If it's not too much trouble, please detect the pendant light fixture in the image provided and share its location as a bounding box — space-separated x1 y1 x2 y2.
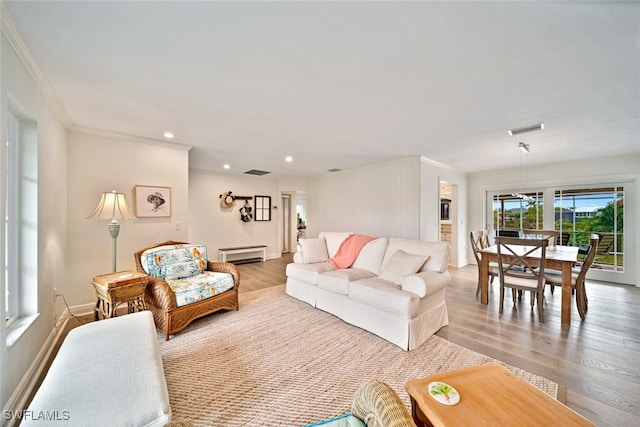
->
512 143 532 200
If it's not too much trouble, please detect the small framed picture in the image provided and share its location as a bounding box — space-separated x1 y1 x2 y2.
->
134 185 171 218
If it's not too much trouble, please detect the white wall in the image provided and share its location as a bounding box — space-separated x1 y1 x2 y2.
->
0 31 68 411
188 169 282 260
66 129 190 308
307 157 430 240
305 156 469 267
467 154 640 286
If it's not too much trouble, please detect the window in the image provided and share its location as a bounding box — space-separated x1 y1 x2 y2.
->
491 191 544 234
5 116 18 325
555 187 624 272
4 104 39 345
254 196 271 221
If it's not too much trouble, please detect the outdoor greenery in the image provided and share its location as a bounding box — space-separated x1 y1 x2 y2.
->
493 195 624 268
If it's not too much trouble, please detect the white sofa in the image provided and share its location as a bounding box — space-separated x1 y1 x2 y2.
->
286 232 451 351
23 311 172 426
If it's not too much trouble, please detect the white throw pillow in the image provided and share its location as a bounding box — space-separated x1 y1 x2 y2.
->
379 250 429 285
299 238 329 264
321 232 354 258
352 238 388 275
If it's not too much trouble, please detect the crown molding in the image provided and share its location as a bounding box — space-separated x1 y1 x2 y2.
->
70 125 192 151
1 1 72 127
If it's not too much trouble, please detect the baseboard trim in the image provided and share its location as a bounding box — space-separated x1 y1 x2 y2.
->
1 316 69 427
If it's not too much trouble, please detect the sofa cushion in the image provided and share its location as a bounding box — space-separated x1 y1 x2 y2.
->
141 244 208 280
379 250 429 285
286 261 335 285
320 232 354 258
349 278 420 318
329 234 376 269
299 238 329 263
318 268 377 295
352 237 388 275
168 271 235 307
382 239 450 273
305 414 366 427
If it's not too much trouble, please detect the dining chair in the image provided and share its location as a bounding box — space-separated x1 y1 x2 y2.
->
470 230 499 296
544 236 598 320
595 233 615 261
496 237 548 322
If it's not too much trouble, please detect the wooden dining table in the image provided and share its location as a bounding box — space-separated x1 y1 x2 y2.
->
479 244 579 325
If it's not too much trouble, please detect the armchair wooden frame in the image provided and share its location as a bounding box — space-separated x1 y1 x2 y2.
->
134 240 240 340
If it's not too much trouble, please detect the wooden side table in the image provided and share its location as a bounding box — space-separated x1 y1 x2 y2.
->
92 271 149 320
405 363 595 427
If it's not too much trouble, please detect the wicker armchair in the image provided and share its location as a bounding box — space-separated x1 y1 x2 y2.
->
134 240 240 340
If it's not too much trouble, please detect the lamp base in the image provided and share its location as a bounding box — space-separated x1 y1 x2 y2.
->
108 221 120 272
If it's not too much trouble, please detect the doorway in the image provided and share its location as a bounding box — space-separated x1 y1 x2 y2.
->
281 194 291 253
440 181 457 266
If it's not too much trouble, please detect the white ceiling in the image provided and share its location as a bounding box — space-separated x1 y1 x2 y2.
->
4 1 640 178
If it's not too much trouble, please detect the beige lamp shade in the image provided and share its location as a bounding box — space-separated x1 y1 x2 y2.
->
87 190 136 221
87 190 136 272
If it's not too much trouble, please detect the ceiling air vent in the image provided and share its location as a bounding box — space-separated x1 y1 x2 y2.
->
328 168 342 173
244 169 271 176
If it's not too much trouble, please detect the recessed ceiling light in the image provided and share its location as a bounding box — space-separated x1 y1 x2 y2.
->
163 132 174 139
285 156 293 162
223 164 230 169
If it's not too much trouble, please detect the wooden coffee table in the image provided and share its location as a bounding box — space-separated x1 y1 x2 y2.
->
405 363 595 427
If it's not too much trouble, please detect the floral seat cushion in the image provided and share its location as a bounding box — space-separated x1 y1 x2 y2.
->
141 243 235 307
168 271 235 307
141 244 208 280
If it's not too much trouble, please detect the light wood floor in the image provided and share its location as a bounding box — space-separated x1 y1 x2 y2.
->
238 253 640 426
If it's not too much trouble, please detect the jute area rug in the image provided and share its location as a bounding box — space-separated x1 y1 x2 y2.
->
159 285 558 426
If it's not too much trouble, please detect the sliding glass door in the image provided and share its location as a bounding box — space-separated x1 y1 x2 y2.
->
487 182 634 285
555 187 624 273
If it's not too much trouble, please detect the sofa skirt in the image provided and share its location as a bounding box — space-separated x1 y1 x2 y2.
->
315 286 449 351
285 277 317 307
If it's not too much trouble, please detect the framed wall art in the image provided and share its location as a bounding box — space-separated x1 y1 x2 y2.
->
254 195 271 221
134 185 171 218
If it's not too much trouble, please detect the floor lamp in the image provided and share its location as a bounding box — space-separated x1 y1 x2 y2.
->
87 190 136 272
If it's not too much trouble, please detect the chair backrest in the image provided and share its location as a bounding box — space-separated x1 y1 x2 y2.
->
496 237 548 288
498 229 520 238
470 230 491 264
469 230 484 265
595 233 615 257
575 237 599 284
481 230 493 248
